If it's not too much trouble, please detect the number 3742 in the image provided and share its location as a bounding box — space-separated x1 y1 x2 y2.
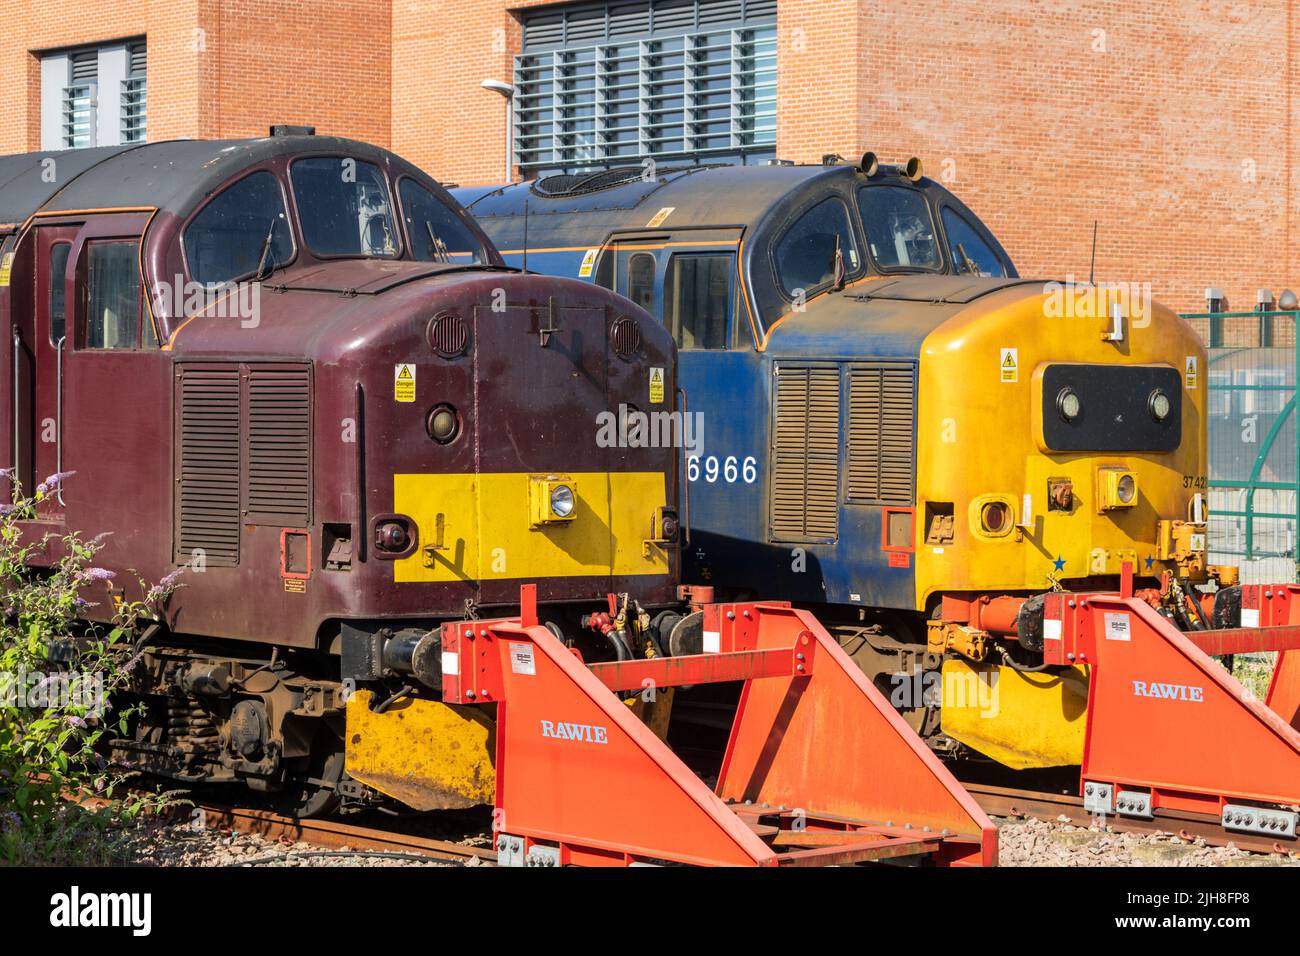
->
688 455 757 484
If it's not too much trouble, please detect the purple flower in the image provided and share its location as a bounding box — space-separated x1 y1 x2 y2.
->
158 568 185 588
36 470 75 492
64 715 86 729
0 810 20 832
82 568 115 583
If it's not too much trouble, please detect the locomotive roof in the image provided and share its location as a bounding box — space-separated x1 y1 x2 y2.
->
0 136 407 231
460 163 845 246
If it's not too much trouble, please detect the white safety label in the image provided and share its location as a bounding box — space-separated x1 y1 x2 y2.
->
510 642 536 676
1185 355 1198 389
1043 618 1063 641
703 629 721 653
441 650 460 676
578 248 598 278
1242 608 1260 628
1103 612 1131 641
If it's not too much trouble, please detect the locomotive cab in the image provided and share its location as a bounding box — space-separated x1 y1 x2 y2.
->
0 134 680 813
458 157 1227 772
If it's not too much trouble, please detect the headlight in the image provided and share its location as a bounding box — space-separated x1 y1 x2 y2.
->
426 404 459 443
1116 474 1137 504
550 484 575 518
1056 387 1081 421
1148 389 1171 422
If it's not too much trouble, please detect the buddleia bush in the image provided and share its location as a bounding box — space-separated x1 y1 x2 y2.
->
0 471 182 863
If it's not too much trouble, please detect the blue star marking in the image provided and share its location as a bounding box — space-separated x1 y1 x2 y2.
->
1053 556 1066 572
1145 555 1155 569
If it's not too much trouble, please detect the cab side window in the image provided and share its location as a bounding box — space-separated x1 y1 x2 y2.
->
664 254 732 350
85 241 141 349
626 252 656 312
184 171 293 286
49 243 70 344
941 207 1007 277
775 197 859 297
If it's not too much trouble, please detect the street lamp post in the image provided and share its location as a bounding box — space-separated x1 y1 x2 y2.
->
480 78 516 184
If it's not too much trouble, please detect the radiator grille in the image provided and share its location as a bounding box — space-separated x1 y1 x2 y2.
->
769 365 840 540
846 363 916 505
245 366 312 525
175 367 241 566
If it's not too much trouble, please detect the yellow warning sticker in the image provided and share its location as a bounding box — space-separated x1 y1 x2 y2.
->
649 366 665 404
0 252 12 287
578 249 599 278
394 363 416 403
1185 355 1198 390
1000 347 1018 383
645 206 675 228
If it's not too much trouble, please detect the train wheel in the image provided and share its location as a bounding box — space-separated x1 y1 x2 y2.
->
269 734 346 819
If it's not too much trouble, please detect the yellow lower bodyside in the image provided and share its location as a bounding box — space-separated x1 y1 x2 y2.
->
939 658 1090 769
344 690 495 810
393 471 669 582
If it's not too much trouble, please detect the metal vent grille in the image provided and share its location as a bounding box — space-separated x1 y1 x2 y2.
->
245 366 312 526
428 312 469 357
769 365 841 540
611 315 642 358
847 363 916 506
175 366 241 566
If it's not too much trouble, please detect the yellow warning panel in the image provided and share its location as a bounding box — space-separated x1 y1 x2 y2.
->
939 658 1089 769
394 363 416 403
649 366 665 404
345 690 495 810
0 252 12 287
578 248 598 277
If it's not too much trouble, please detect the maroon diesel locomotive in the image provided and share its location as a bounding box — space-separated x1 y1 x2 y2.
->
0 129 680 814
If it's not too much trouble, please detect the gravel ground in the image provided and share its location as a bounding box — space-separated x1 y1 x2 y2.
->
98 814 1300 867
996 815 1300 867
105 818 489 867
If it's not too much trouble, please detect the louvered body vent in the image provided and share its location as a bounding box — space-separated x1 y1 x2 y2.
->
174 363 312 566
846 363 916 505
246 366 312 525
174 367 242 566
769 365 840 541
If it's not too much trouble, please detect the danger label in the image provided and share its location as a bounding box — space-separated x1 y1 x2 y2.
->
578 248 598 278
1000 347 1018 383
1185 355 1198 389
283 578 306 593
645 206 675 228
394 363 416 403
0 252 12 287
1103 611 1131 642
509 642 536 676
649 366 665 404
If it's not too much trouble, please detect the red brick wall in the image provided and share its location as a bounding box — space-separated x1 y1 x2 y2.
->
1 0 1296 311
0 0 388 152
776 0 1299 314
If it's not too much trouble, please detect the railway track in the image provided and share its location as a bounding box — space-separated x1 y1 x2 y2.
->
74 787 497 865
185 803 498 866
969 782 1300 857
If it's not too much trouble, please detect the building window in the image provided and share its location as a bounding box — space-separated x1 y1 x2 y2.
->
40 39 146 150
515 0 777 173
121 43 147 144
